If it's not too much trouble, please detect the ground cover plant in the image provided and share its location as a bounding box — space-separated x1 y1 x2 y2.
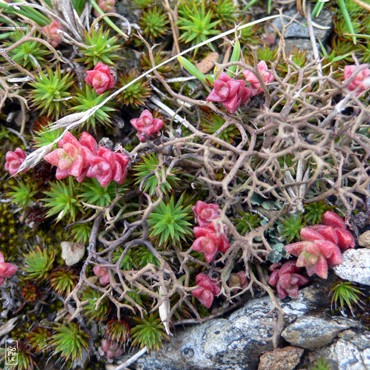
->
0 0 369 368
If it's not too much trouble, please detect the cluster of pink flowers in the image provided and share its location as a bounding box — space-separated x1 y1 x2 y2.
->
130 110 165 142
191 201 230 263
85 62 116 95
5 148 26 175
192 273 221 308
284 211 354 279
42 20 62 48
93 265 110 286
206 61 274 113
44 131 130 187
268 261 309 300
343 64 370 96
0 252 17 286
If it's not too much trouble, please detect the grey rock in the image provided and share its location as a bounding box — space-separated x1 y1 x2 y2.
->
272 9 333 42
135 282 334 370
333 249 370 286
258 346 304 370
281 316 356 350
309 330 370 370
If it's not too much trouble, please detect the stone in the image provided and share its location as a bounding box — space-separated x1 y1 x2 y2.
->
333 249 370 286
281 316 355 350
258 346 304 370
358 231 370 248
61 241 85 266
272 9 333 42
135 281 334 370
309 330 370 370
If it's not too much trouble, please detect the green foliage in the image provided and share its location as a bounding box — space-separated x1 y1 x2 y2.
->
72 0 86 15
235 211 261 235
50 268 78 296
28 327 50 353
0 203 19 259
118 70 151 108
130 313 169 352
106 319 131 344
8 181 37 208
290 48 307 67
49 322 89 363
279 214 304 243
8 31 51 69
23 246 55 281
30 68 74 119
82 288 110 321
132 245 160 268
268 243 287 263
33 126 63 148
148 195 193 247
134 153 179 195
79 28 120 67
209 0 237 25
177 0 220 48
257 47 277 62
113 245 159 270
133 0 154 8
310 356 331 370
330 280 363 314
139 7 169 39
5 342 36 370
141 49 172 75
42 178 80 222
70 223 92 244
200 113 239 144
79 178 119 207
304 201 331 224
71 86 115 131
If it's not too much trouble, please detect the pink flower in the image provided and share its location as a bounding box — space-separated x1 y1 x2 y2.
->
192 273 221 308
343 64 370 95
130 110 164 142
95 0 116 16
93 265 110 286
85 62 116 95
206 72 251 113
301 211 355 250
192 200 220 227
192 233 219 263
101 339 124 359
192 224 230 263
285 240 342 279
0 252 17 286
5 148 26 175
194 224 230 253
86 147 129 187
42 20 62 48
268 261 309 300
242 61 274 95
44 132 90 181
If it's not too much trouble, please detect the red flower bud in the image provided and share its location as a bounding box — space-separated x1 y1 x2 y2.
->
42 20 62 48
85 62 116 95
207 72 251 113
0 252 17 286
130 110 164 142
192 200 220 227
5 148 26 175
